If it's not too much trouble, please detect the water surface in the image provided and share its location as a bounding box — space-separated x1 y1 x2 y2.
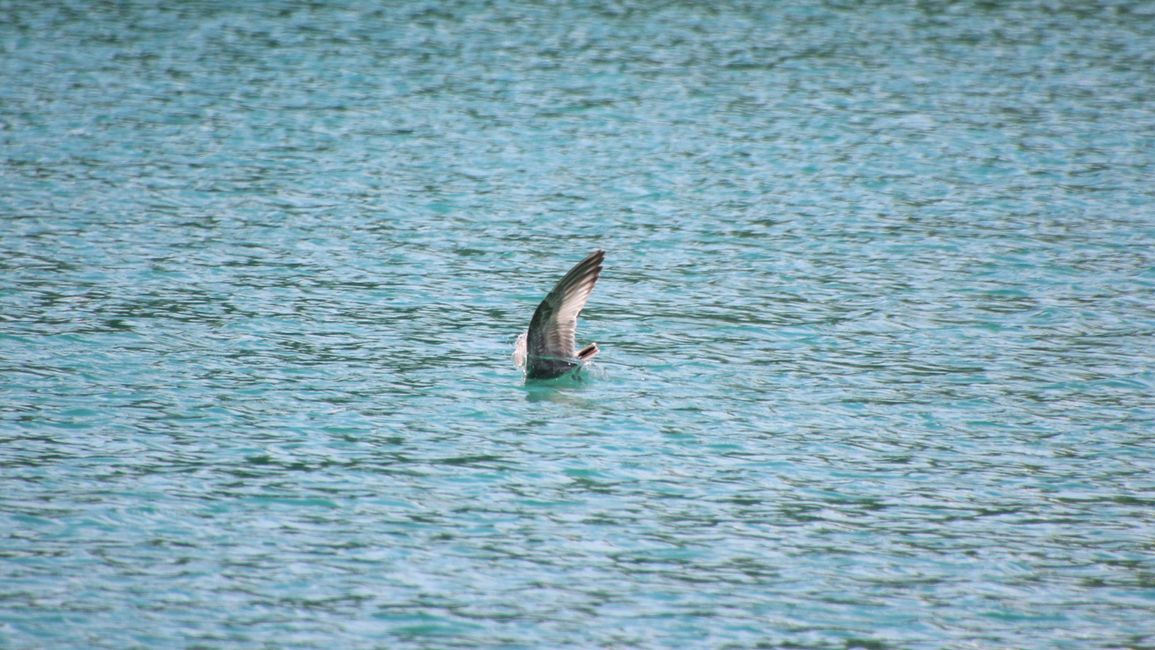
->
3 1 1155 648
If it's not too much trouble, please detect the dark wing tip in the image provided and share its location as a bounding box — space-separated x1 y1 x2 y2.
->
576 249 605 279
552 249 604 296
563 249 604 298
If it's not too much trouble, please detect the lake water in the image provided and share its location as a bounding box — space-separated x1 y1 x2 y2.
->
3 1 1154 648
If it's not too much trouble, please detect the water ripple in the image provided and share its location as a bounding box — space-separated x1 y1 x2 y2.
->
4 1 1155 648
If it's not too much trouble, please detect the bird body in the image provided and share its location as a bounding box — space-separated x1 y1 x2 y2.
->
513 250 604 379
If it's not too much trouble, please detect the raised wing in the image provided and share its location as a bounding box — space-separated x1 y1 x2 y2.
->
526 249 604 361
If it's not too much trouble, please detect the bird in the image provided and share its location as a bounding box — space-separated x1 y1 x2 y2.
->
513 249 604 379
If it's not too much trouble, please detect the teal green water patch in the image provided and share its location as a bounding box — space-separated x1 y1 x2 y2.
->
3 0 1155 648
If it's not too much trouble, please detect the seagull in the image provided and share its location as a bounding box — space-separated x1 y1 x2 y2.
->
513 249 605 379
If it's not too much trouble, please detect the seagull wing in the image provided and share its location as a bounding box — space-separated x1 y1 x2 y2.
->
526 249 604 361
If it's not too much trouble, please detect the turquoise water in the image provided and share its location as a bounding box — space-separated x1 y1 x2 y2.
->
3 1 1155 647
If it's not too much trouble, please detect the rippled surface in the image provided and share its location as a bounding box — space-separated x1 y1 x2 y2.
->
3 1 1155 648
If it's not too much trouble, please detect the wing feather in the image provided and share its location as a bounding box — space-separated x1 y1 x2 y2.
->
526 249 604 361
